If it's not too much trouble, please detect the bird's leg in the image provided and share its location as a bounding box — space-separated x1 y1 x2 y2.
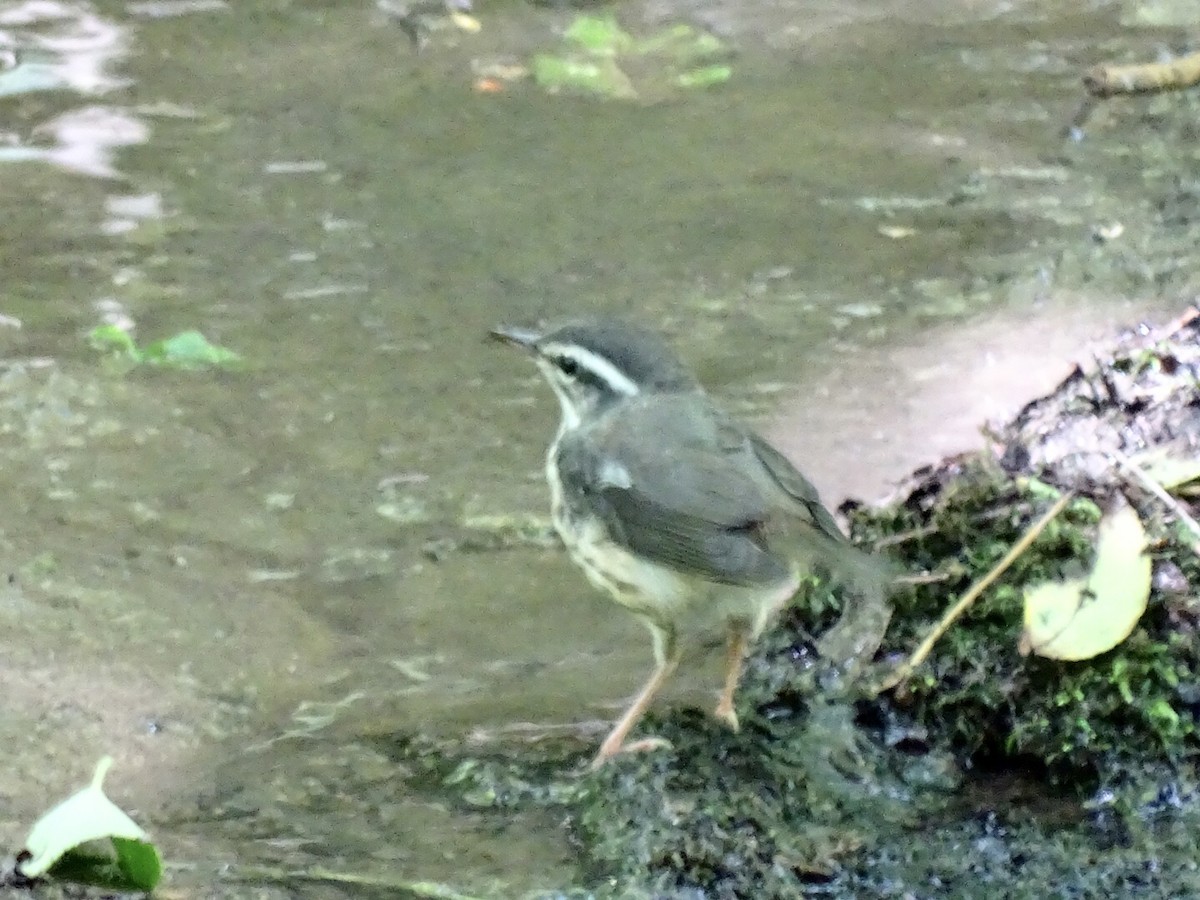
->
713 627 748 732
591 625 679 769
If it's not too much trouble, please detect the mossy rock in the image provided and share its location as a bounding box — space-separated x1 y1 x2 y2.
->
390 312 1200 896
852 311 1200 775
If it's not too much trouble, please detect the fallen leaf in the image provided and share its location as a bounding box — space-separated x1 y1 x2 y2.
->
1128 450 1200 491
1020 501 1150 660
450 11 481 32
19 757 161 891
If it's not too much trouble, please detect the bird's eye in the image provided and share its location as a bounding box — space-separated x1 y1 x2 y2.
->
558 356 580 377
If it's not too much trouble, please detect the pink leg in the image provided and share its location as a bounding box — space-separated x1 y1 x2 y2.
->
591 624 679 769
713 628 748 732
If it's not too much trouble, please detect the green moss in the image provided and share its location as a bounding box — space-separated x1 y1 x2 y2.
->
390 703 941 897
849 455 1199 774
386 328 1200 895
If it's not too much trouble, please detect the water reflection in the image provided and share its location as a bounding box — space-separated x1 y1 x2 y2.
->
0 1 139 175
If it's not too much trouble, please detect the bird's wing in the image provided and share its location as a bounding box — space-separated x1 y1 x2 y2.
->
746 425 892 609
554 398 793 586
746 432 847 545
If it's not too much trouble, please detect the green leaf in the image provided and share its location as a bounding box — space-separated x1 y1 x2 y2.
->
140 329 241 368
534 15 730 100
88 324 141 360
88 325 240 370
635 24 724 63
563 15 631 55
675 65 732 88
531 54 636 98
18 757 162 891
113 835 163 890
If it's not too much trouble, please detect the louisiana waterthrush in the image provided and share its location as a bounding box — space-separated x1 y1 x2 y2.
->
492 318 885 768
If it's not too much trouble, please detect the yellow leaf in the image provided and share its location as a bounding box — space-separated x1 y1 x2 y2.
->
1018 577 1089 657
450 11 481 33
1020 502 1150 661
1129 450 1200 491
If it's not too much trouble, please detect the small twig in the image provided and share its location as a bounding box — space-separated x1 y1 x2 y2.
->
1084 52 1200 97
467 718 609 746
1159 306 1199 339
1110 450 1200 542
874 524 938 550
892 570 954 586
876 492 1074 692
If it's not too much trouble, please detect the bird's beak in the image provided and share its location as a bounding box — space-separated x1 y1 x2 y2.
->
489 324 541 351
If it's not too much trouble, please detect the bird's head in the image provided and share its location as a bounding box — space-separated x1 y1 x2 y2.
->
491 317 698 428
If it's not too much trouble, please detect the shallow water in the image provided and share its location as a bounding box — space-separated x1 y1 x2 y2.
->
0 0 1192 893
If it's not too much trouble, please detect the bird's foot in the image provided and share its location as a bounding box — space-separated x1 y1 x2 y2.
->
712 702 740 733
589 736 673 771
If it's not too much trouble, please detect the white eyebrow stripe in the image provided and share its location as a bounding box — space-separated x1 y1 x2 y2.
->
542 343 640 397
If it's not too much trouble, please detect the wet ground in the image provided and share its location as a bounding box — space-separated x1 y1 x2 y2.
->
0 0 1195 895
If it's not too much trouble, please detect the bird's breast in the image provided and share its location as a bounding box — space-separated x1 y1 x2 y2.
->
546 436 689 619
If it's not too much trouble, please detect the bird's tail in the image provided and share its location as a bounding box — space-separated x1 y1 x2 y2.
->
797 527 895 677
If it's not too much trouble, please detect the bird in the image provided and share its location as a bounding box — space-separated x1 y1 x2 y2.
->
491 317 886 768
